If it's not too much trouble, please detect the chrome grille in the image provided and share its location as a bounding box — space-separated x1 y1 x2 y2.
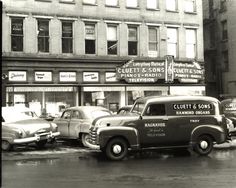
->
89 127 98 144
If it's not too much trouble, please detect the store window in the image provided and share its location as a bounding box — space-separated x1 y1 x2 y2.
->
38 19 49 52
167 27 178 57
107 25 118 55
106 0 118 6
147 0 158 9
166 0 177 11
186 29 196 59
83 0 96 5
62 21 73 53
184 0 196 13
221 21 228 40
85 24 96 54
148 27 159 57
11 17 24 51
126 0 138 8
128 26 138 56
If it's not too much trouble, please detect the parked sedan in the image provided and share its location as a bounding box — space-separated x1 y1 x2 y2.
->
117 105 133 115
2 107 60 151
53 106 112 147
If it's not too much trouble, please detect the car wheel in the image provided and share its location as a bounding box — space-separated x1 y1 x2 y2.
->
194 135 213 156
2 140 12 151
105 138 128 161
36 140 47 149
81 133 90 147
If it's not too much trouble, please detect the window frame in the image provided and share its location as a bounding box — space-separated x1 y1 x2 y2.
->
107 25 118 55
184 0 196 13
11 17 24 52
37 19 50 53
83 0 97 5
166 0 178 12
185 28 196 59
147 0 159 10
105 0 119 7
128 26 138 56
126 0 138 8
61 21 73 54
148 27 159 57
167 27 178 58
85 23 96 54
221 20 228 40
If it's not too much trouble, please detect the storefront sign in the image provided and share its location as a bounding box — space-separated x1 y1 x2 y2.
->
105 72 118 82
83 72 99 82
7 86 76 92
116 60 204 83
35 72 52 82
8 71 27 81
59 72 76 82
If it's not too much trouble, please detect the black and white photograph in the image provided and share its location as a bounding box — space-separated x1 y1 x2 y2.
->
1 0 236 187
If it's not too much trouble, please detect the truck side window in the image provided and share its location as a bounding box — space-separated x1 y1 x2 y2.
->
145 104 166 116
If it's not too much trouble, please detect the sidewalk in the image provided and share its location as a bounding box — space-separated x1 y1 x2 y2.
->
214 137 236 149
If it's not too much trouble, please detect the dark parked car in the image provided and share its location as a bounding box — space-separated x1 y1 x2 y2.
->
2 107 60 151
53 106 112 147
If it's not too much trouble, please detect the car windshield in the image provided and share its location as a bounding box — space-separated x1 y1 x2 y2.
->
90 110 111 119
131 102 145 115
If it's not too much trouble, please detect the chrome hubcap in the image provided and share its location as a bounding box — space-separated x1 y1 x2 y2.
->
200 140 208 149
112 144 122 154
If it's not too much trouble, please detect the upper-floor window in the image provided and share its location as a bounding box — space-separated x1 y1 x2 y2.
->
107 25 118 55
37 19 49 53
166 0 177 11
220 0 227 12
184 0 196 13
85 24 96 54
62 21 73 53
106 0 118 6
148 27 159 57
126 0 138 8
83 0 96 5
222 51 229 72
186 29 196 58
222 21 228 40
147 0 158 9
11 17 24 52
128 26 138 56
167 27 178 57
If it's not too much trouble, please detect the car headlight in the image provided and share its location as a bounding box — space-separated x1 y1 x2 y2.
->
50 122 58 132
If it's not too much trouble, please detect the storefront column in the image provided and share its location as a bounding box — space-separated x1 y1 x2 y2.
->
120 91 126 107
42 91 45 109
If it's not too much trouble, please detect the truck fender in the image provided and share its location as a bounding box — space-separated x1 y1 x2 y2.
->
191 125 226 144
97 127 139 149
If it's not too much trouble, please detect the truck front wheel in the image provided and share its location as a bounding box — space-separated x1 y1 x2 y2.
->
105 138 128 161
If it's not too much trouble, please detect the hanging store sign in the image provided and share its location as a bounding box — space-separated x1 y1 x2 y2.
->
8 71 27 81
83 72 99 82
35 71 52 82
105 72 118 82
116 59 204 83
59 72 76 82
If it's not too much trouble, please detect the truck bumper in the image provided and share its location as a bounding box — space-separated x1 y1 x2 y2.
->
13 131 60 144
86 140 100 150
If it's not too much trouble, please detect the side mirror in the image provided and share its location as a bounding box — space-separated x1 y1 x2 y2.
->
139 115 143 120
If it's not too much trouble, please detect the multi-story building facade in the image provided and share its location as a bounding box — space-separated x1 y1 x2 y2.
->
203 0 236 99
2 0 205 117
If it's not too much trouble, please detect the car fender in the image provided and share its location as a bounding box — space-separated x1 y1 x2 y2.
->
2 133 15 144
97 127 139 149
191 125 226 144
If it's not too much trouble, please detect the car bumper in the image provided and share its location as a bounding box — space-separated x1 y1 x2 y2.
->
13 131 60 144
86 140 100 150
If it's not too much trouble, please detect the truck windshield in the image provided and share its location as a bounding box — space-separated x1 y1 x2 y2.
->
131 102 145 115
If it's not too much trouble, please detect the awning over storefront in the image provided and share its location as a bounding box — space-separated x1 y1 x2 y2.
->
6 86 77 92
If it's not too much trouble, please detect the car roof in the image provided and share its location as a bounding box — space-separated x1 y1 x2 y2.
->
135 95 220 104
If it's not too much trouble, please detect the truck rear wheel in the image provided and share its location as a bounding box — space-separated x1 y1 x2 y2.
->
105 138 128 161
194 135 213 156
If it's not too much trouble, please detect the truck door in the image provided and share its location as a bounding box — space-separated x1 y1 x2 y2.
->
137 103 170 147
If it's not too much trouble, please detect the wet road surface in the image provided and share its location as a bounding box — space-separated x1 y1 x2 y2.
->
2 140 236 188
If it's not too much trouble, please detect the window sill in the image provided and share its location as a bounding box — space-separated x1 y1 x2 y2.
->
59 1 76 4
166 10 179 13
105 5 120 8
35 0 52 2
146 8 160 11
184 11 197 15
82 3 98 6
126 6 139 10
